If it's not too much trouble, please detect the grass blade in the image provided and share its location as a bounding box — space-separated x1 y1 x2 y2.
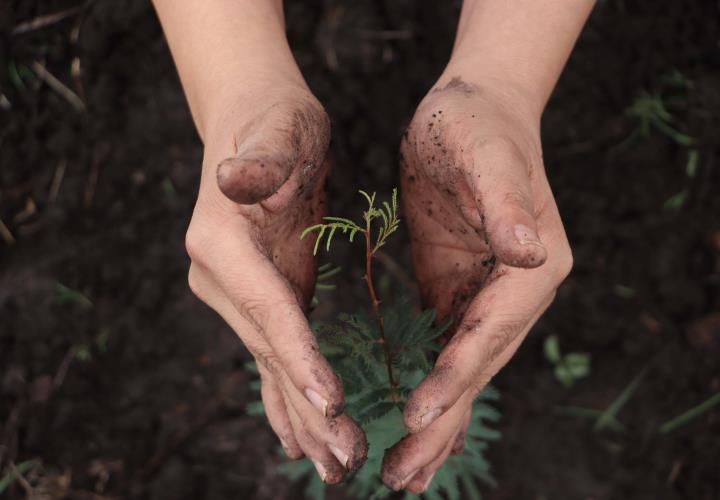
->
0 460 37 494
659 392 720 434
594 369 646 432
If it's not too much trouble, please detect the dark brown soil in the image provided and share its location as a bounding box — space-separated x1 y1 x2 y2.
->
1 1 719 499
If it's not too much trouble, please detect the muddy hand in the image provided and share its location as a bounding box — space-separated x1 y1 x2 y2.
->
380 0 592 490
382 77 573 492
185 89 367 482
153 0 368 483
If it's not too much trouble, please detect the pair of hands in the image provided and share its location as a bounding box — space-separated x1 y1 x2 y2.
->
185 73 572 492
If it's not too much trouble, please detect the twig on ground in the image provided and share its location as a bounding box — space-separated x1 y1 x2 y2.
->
53 346 78 390
11 6 84 36
84 143 111 207
31 61 86 112
0 217 15 245
48 159 67 204
8 462 34 497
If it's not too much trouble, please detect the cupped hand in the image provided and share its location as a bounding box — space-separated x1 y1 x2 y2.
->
382 76 573 492
185 84 367 483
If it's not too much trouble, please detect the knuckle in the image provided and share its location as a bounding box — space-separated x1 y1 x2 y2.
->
502 189 531 208
184 226 205 264
552 245 574 283
475 136 523 165
256 350 283 378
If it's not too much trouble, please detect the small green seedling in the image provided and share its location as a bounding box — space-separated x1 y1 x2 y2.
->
249 189 500 500
543 334 591 388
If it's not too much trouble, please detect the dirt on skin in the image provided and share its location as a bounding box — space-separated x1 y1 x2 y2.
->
1 1 720 499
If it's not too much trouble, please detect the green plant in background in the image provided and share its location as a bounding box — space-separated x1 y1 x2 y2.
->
623 69 700 210
249 189 500 500
554 369 646 435
0 460 38 495
543 334 591 388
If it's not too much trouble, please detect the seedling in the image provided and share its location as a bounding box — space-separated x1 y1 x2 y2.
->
543 334 591 388
625 91 694 146
249 189 500 499
621 70 700 210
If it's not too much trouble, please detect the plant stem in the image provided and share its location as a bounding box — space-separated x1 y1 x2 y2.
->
363 228 397 388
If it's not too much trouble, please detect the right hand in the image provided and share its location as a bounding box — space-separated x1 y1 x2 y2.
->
185 84 367 483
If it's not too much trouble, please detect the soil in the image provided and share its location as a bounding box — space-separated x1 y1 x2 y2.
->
1 1 719 499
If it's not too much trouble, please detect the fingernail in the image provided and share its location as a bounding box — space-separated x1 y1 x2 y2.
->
400 469 420 489
420 472 436 492
514 224 541 245
305 388 328 416
419 407 442 429
327 444 349 469
311 459 327 482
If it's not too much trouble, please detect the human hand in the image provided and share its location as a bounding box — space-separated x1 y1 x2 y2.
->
381 75 573 492
185 84 367 483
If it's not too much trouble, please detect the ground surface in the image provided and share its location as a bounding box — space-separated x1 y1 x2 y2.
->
1 1 719 499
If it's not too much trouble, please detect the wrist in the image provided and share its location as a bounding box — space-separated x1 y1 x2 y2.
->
436 60 544 127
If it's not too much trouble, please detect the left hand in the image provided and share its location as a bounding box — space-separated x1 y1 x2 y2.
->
381 74 573 493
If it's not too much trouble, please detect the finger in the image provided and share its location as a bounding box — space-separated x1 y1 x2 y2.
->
191 264 358 484
463 137 547 268
404 196 571 433
275 363 367 471
215 99 330 205
404 269 553 433
217 156 292 205
382 390 473 491
405 409 472 494
257 363 303 459
196 229 345 418
188 264 310 452
450 408 472 455
283 390 346 484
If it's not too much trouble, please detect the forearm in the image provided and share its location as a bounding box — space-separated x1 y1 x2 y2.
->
152 0 304 141
447 0 595 117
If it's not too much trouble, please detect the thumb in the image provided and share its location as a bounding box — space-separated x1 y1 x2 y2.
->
217 154 292 205
465 138 547 268
215 100 330 205
216 111 294 205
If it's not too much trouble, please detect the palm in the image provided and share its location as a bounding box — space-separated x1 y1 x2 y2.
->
237 176 328 306
399 81 544 324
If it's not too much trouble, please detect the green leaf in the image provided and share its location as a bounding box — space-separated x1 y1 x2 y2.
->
543 334 561 363
613 284 637 299
245 401 265 416
0 460 37 494
56 282 93 308
565 353 590 378
685 149 699 179
663 190 688 210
